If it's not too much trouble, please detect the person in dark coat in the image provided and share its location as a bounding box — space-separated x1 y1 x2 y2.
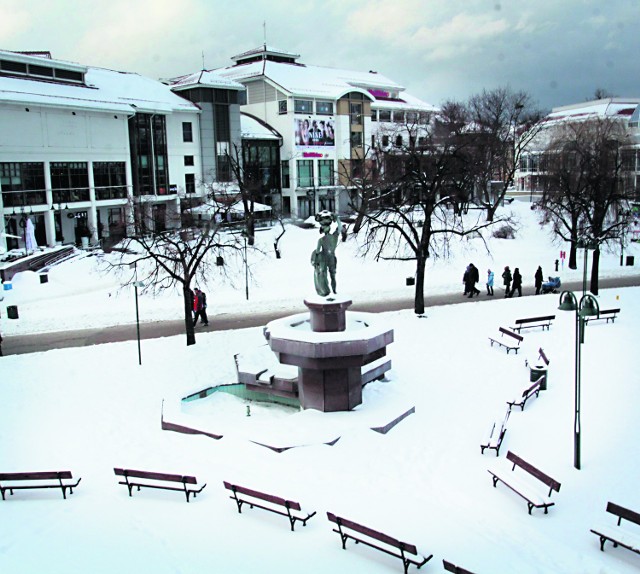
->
510 268 523 297
502 266 512 298
462 265 471 296
193 288 209 326
534 266 544 295
468 263 480 298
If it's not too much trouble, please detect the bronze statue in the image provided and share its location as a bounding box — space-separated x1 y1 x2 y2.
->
311 210 342 297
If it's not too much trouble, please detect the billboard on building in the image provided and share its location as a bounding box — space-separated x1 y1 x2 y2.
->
295 118 335 147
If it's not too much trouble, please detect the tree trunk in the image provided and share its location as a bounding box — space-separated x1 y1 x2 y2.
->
414 255 427 315
352 197 369 234
569 241 578 270
590 247 600 296
184 286 196 346
485 201 497 222
246 214 255 247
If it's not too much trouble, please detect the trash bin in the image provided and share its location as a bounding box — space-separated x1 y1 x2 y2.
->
216 256 224 266
3 281 12 291
626 255 635 266
530 364 548 390
39 273 49 284
7 305 19 320
406 277 415 286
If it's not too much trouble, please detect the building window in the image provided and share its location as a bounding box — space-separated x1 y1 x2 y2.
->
316 101 333 115
294 99 313 114
406 111 418 124
395 135 403 147
185 173 196 194
281 160 290 188
182 122 193 142
379 109 391 122
350 103 362 125
297 160 314 187
184 155 194 166
394 111 405 124
351 159 363 179
278 100 288 114
318 160 334 186
371 110 378 122
93 162 127 200
382 135 389 147
238 90 247 105
0 162 46 206
50 162 89 203
129 113 169 196
351 131 363 147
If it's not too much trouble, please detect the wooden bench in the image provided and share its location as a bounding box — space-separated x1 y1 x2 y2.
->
591 502 640 555
488 327 523 354
223 481 316 531
327 512 432 573
488 451 561 515
585 308 620 325
507 378 543 411
512 315 555 333
525 347 549 369
443 559 476 574
114 468 206 502
480 409 510 456
0 471 81 500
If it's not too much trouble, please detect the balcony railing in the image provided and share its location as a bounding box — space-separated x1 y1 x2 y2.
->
2 190 47 207
95 186 128 200
53 188 90 203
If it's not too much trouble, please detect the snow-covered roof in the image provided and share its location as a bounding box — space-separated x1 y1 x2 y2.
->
214 57 436 111
545 98 640 123
231 45 300 62
0 50 199 114
165 69 245 92
241 112 281 140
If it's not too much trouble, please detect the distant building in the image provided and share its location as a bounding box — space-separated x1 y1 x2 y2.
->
206 45 437 218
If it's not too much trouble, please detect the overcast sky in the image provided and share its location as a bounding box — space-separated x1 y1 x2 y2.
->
1 0 637 112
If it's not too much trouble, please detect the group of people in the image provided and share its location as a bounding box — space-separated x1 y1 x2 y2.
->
190 287 208 327
464 264 545 298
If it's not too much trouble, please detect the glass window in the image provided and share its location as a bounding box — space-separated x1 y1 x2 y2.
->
297 160 314 187
382 135 389 147
316 101 333 115
184 155 194 166
351 131 363 147
294 99 313 114
318 160 334 186
406 111 418 123
393 111 405 124
371 110 378 122
185 173 196 194
50 162 89 202
395 135 403 147
182 122 193 142
278 100 288 114
93 162 127 200
350 103 362 125
281 160 290 188
378 109 391 122
29 64 54 77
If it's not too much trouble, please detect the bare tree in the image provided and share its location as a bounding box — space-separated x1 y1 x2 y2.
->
109 202 243 346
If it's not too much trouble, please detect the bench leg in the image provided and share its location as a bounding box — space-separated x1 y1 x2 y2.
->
527 503 534 515
598 536 607 551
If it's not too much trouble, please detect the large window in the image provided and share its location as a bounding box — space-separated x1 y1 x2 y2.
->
185 173 196 194
50 162 89 202
350 102 362 125
281 160 290 188
318 160 334 186
378 109 391 122
351 131 363 147
93 162 127 200
278 100 288 114
129 114 169 196
0 162 46 206
316 101 333 115
371 110 378 122
294 99 313 114
297 160 314 188
182 122 193 142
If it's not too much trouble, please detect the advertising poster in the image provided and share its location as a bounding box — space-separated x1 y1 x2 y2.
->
295 118 335 147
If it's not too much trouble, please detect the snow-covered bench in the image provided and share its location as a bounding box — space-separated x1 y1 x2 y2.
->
488 327 523 354
480 409 510 456
443 559 476 574
507 378 544 411
327 511 432 573
224 481 316 531
512 315 555 333
591 502 640 556
585 308 620 325
114 468 206 502
0 470 81 500
488 451 561 515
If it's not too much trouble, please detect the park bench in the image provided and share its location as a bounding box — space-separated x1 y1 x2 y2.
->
326 511 432 573
488 451 561 515
512 314 555 333
223 481 316 531
480 409 510 456
488 327 523 354
590 502 640 555
0 471 81 500
443 559 476 574
525 347 549 369
507 378 544 411
114 468 206 502
585 308 620 325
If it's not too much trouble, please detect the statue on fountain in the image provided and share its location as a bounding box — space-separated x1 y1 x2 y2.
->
310 210 342 297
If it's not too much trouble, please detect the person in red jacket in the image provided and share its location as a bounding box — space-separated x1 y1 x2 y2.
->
193 288 209 327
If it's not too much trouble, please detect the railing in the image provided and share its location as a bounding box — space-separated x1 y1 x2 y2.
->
2 190 47 207
95 186 128 201
53 189 90 203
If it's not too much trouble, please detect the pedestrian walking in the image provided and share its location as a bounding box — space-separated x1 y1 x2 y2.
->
502 266 512 297
510 268 523 297
193 288 209 326
462 265 471 296
486 269 494 296
534 266 544 295
467 263 480 298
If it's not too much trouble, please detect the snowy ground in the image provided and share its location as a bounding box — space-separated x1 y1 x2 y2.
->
1 202 640 574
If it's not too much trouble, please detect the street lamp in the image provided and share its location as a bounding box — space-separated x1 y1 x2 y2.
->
130 261 144 365
557 287 599 470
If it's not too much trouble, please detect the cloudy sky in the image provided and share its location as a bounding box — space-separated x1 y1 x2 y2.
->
1 0 637 111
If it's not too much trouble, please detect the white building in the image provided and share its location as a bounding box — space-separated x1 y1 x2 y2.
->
0 50 243 253
209 45 437 218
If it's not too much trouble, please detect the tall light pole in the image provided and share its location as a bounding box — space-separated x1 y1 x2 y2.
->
130 261 144 365
557 242 599 469
243 232 249 301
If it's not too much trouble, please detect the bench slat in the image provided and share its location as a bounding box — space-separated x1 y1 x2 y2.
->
0 471 73 481
223 481 301 511
327 512 418 555
607 502 640 527
114 468 197 484
506 452 560 493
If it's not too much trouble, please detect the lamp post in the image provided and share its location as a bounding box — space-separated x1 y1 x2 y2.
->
243 232 249 301
130 262 143 365
557 242 599 469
